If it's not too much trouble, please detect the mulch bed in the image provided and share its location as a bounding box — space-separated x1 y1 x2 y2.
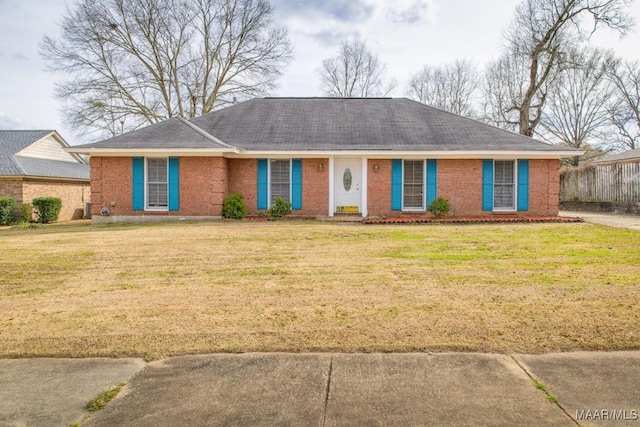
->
362 215 584 225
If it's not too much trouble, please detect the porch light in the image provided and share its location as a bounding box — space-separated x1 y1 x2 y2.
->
373 163 380 172
317 162 324 172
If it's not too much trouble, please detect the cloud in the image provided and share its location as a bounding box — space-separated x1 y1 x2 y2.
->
12 52 28 61
386 1 430 25
310 29 361 47
0 112 28 129
273 0 375 22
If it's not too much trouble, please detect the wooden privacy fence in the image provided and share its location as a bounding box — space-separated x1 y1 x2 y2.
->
560 162 640 202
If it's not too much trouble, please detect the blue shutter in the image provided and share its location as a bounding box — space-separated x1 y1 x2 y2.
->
517 159 529 211
291 159 302 210
257 159 268 210
482 159 494 211
168 157 180 211
132 157 144 211
426 159 437 205
391 159 402 211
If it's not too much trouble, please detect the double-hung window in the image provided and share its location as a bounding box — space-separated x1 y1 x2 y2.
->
494 160 515 210
403 160 424 209
146 158 168 209
270 159 291 204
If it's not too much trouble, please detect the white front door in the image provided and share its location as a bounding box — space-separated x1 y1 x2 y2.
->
334 158 362 213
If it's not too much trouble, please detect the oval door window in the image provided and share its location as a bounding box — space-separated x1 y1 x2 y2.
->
343 168 352 191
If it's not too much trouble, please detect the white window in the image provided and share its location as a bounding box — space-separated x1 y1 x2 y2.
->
403 160 424 209
146 158 168 210
270 159 291 204
494 160 515 210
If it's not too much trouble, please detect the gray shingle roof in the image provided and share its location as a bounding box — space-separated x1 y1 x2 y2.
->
190 98 574 152
73 116 234 149
0 130 89 180
591 148 640 164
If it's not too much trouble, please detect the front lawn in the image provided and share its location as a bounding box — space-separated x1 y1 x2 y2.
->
0 221 638 358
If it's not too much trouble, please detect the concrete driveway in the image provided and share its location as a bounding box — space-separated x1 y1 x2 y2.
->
2 352 640 426
561 211 640 231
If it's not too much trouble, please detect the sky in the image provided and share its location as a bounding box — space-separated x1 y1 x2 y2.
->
1 0 640 145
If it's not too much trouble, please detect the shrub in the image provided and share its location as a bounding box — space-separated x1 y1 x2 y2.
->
221 193 247 219
0 197 16 225
18 202 33 223
32 197 62 224
269 196 292 219
428 196 451 219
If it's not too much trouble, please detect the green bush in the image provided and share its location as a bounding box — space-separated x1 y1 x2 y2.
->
32 197 62 224
18 202 33 223
269 196 292 219
221 193 247 219
428 196 451 219
0 197 16 225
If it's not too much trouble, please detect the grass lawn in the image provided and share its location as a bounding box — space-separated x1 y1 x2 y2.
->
0 220 639 359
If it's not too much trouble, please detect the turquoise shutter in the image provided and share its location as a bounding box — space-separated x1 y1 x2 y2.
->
391 159 402 211
291 159 302 210
426 159 437 205
517 159 529 211
132 157 144 211
168 157 180 211
482 159 494 211
257 159 268 209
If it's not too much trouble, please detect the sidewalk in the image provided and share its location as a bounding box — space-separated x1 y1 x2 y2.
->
1 352 639 426
560 210 640 231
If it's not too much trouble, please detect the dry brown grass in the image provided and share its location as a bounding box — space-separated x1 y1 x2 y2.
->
1 220 639 358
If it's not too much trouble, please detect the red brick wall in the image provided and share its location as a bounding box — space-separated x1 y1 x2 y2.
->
228 158 329 216
91 156 227 217
367 158 560 217
302 158 329 215
90 156 561 219
367 159 392 216
228 158 257 213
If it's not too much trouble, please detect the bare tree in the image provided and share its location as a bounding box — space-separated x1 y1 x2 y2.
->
606 59 640 150
406 59 479 117
318 39 397 98
482 50 536 132
41 0 292 137
487 0 633 137
540 47 614 165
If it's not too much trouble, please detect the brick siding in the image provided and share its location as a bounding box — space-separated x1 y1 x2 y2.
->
368 159 559 217
90 156 561 220
228 158 329 216
0 178 89 221
91 156 228 217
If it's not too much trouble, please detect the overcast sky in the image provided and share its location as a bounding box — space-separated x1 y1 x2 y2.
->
1 0 640 145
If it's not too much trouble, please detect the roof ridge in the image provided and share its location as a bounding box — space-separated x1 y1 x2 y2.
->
177 117 240 150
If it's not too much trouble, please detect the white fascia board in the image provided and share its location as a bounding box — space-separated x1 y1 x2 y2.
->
224 150 584 159
66 148 583 159
64 147 236 156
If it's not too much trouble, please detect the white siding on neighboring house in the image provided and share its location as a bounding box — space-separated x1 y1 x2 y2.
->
16 134 82 163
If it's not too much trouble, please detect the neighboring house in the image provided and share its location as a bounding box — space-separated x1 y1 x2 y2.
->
68 98 580 222
591 148 640 165
0 130 90 221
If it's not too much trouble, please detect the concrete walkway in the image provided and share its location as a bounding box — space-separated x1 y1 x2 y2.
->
560 210 640 231
1 352 639 426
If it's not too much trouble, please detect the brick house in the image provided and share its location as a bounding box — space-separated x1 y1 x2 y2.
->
0 130 90 221
69 98 580 222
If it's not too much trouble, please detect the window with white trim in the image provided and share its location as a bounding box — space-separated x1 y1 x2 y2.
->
270 159 290 204
494 160 515 210
146 158 168 209
403 160 424 209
